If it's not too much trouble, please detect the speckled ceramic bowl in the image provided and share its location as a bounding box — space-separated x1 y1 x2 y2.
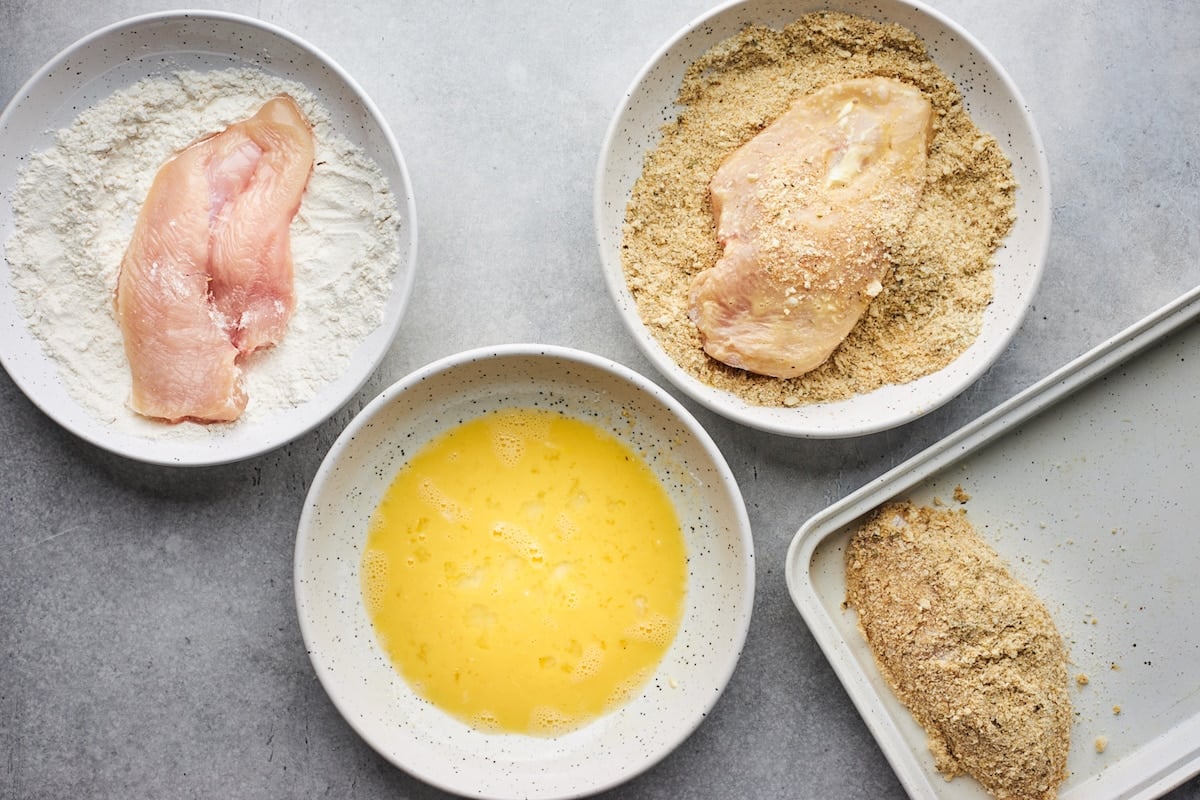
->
294 344 755 799
0 11 416 465
595 0 1049 438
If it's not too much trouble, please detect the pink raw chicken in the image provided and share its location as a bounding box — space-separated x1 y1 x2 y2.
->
689 77 933 379
114 95 315 423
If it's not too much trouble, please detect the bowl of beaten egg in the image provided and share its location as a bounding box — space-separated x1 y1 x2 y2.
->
294 344 754 798
595 0 1050 438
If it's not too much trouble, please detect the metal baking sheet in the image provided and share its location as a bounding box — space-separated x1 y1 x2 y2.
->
787 286 1200 799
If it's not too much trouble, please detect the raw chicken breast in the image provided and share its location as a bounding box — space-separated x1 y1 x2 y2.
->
115 95 314 423
689 77 933 378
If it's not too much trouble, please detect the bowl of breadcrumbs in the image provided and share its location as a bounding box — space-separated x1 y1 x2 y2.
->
595 0 1049 438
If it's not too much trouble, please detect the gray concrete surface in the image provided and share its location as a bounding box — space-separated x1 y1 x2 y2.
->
2 1 1199 798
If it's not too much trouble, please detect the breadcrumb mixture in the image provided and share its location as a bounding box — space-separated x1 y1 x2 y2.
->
621 12 1016 406
845 502 1071 800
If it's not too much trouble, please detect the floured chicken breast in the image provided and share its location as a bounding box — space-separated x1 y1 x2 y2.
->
689 77 932 378
114 95 314 423
845 502 1071 800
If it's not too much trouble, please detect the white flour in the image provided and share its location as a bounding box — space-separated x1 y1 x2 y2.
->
5 68 401 439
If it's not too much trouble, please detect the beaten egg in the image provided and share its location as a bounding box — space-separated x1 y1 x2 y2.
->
361 407 687 736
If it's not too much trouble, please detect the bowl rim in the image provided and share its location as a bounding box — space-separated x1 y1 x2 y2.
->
0 9 419 466
593 0 1051 439
293 342 756 799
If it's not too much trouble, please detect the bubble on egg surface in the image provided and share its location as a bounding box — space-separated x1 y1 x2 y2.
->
529 705 576 736
490 520 544 565
417 478 468 522
571 641 606 682
469 711 501 733
555 511 578 539
361 548 389 614
492 430 525 467
607 666 655 706
549 563 580 608
488 412 550 467
627 610 674 646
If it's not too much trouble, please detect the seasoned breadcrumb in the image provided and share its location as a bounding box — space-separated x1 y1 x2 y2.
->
621 12 1015 406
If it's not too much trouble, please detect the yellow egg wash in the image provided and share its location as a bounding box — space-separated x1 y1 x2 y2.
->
361 407 687 736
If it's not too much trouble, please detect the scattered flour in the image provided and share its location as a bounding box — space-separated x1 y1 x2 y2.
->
5 67 402 439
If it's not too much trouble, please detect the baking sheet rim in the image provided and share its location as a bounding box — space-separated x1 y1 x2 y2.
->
785 284 1200 798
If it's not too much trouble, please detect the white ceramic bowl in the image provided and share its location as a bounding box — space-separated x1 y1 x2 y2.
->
294 344 755 799
595 0 1050 438
0 11 417 466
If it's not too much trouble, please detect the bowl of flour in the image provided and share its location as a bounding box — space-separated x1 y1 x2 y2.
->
0 11 417 466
